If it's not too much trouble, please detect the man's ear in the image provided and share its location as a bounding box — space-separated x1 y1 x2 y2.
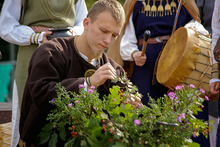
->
83 18 90 31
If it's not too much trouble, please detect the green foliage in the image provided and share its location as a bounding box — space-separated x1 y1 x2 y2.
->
86 0 126 10
39 75 211 147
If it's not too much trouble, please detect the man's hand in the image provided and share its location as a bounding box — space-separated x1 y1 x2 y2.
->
209 82 220 101
134 51 147 67
40 31 53 44
209 81 220 95
90 63 116 86
122 94 142 109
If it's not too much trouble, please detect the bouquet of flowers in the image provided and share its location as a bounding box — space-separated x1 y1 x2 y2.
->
39 75 212 147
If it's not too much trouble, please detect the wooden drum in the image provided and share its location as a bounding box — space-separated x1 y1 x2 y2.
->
156 27 212 95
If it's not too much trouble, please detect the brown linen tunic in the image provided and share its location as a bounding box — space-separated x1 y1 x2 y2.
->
19 36 125 145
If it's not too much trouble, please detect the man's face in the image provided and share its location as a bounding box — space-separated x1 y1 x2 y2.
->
84 11 123 58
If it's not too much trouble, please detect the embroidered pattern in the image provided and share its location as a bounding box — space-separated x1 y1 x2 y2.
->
141 0 178 17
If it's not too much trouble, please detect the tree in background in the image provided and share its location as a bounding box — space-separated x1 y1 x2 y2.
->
86 0 125 10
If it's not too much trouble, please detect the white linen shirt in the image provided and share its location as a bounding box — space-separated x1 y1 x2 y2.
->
0 0 88 45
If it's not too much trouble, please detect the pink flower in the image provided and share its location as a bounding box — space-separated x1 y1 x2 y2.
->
181 113 185 119
79 84 84 88
205 96 209 101
189 84 195 88
178 115 182 122
175 85 182 91
51 99 55 105
134 119 140 125
199 88 205 94
88 89 94 94
193 132 196 138
68 103 73 107
168 92 175 99
90 86 96 89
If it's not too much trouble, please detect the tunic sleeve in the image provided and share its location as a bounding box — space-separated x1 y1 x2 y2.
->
26 41 85 113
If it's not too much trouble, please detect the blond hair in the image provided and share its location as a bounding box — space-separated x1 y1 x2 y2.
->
87 0 125 25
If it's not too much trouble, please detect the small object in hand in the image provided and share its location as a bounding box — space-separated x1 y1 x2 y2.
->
46 27 73 40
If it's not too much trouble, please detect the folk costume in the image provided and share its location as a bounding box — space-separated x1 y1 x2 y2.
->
19 36 125 146
107 0 209 146
0 0 87 146
107 0 200 106
211 0 220 146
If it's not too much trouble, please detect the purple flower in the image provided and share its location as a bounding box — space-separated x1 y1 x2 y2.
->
68 103 73 107
175 101 179 104
90 86 95 89
189 84 195 88
137 104 140 109
79 84 84 88
178 115 182 122
200 88 205 94
168 92 175 99
134 119 140 125
181 113 186 119
113 99 116 102
205 95 209 101
178 113 185 122
186 122 190 125
193 132 196 138
88 89 94 94
75 100 80 104
175 85 182 91
51 99 55 105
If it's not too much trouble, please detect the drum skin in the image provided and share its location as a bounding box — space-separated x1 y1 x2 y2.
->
157 27 212 95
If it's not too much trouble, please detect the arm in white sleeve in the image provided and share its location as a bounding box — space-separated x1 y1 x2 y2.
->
120 12 139 61
71 0 88 35
210 0 220 84
0 0 36 46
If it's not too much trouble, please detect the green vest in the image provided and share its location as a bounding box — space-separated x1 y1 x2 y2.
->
19 0 78 28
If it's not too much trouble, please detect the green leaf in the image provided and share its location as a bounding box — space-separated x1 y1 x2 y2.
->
64 138 75 147
58 127 66 141
112 141 127 147
187 142 200 147
86 136 95 146
38 131 53 145
80 140 87 146
48 133 58 147
42 123 54 131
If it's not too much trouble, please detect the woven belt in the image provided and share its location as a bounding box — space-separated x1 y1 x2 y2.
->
30 26 56 33
137 35 170 46
18 139 35 147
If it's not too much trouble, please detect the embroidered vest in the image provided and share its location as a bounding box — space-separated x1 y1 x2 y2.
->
19 0 78 28
133 0 193 39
